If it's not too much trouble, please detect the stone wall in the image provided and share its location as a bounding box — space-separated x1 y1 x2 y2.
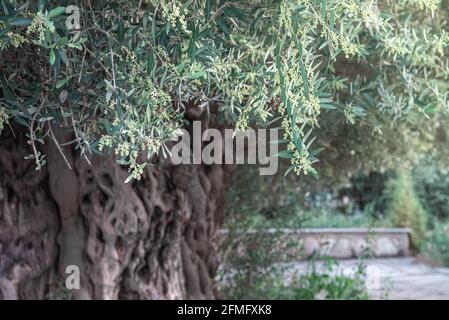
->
220 228 411 260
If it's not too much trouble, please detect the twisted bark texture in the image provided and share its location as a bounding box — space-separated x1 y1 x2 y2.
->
0 127 227 299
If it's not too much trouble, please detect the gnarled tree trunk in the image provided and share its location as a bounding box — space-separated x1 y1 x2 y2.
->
0 125 227 300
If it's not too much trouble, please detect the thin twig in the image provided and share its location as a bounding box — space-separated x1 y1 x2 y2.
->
78 48 87 83
84 46 113 78
7 121 16 138
110 45 117 89
71 113 92 166
48 121 72 170
29 93 46 170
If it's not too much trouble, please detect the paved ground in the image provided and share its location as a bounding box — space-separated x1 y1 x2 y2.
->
282 257 449 300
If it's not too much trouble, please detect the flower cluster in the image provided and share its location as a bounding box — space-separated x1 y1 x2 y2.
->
97 41 183 181
7 32 27 48
26 11 55 44
159 0 189 34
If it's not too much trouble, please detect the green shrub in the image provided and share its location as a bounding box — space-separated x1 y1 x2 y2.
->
226 206 387 230
219 250 370 300
45 281 73 300
219 217 371 300
218 229 289 300
384 170 428 247
289 259 369 300
414 165 449 221
300 209 386 229
422 220 449 267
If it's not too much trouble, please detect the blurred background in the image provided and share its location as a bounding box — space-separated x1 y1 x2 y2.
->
219 112 449 299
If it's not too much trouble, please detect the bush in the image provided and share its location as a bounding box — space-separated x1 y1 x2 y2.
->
219 248 370 300
384 170 428 247
413 165 449 221
422 220 449 267
218 218 371 300
289 259 369 300
218 220 291 299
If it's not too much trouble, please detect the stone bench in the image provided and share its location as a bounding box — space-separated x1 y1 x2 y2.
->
219 228 411 260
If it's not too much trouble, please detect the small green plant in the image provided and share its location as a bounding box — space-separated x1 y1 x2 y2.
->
289 258 369 300
45 281 73 300
219 249 371 300
384 169 428 247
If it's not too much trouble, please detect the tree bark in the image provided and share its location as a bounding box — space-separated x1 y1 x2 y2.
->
0 127 227 300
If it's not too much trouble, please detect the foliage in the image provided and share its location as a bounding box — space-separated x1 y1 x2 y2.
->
226 164 389 229
226 164 303 222
301 209 385 228
219 221 371 299
412 163 449 266
384 169 428 246
289 258 369 300
45 281 73 300
226 208 386 229
422 219 449 267
218 229 290 299
1 1 449 181
414 163 449 220
220 258 370 300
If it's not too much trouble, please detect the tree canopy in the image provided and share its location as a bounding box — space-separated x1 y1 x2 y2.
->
1 0 448 181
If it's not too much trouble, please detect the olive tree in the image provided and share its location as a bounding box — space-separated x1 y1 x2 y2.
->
0 0 447 299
